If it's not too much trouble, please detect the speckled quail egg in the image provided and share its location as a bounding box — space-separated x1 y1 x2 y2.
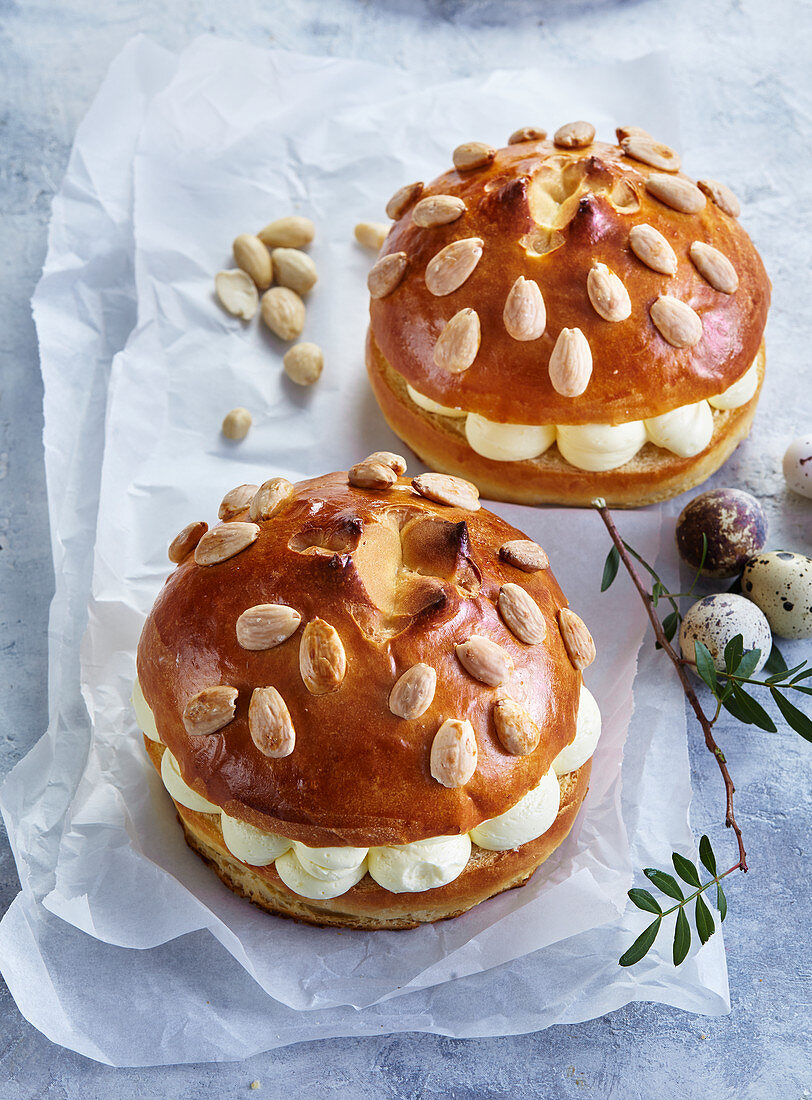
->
679 593 772 673
783 434 812 500
675 488 768 578
741 551 812 639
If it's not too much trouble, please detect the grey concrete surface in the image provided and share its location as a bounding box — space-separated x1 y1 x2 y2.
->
0 1 810 1096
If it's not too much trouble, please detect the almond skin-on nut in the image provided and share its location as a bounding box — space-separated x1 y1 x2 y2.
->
354 221 389 250
425 237 484 296
257 216 314 249
236 604 302 650
498 583 547 645
621 135 681 173
452 142 496 171
348 459 398 490
219 484 259 521
386 181 423 220
646 174 706 214
215 270 258 320
493 698 541 756
389 663 437 719
689 241 739 294
249 686 295 758
697 179 741 218
498 540 549 572
587 263 631 322
412 194 466 228
283 342 324 386
650 295 703 347
433 308 481 373
194 522 260 566
558 608 596 670
183 685 238 736
616 124 650 143
221 407 252 440
364 451 407 475
233 233 272 289
548 327 593 397
299 618 347 695
508 126 547 144
168 521 208 564
430 718 478 787
628 224 678 275
455 635 513 686
260 287 306 341
368 252 408 299
412 472 480 511
271 248 318 296
249 477 294 521
553 121 595 148
503 276 546 341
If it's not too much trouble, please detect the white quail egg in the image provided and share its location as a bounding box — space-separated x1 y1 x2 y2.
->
679 593 772 674
783 434 812 500
741 551 812 639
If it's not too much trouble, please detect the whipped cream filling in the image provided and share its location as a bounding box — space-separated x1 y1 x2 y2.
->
132 678 162 743
406 359 759 470
137 679 602 899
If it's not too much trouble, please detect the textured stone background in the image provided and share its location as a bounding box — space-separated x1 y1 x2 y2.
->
1 1 810 1096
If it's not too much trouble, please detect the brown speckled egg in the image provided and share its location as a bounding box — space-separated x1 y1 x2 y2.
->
679 593 772 673
676 489 768 578
742 551 812 639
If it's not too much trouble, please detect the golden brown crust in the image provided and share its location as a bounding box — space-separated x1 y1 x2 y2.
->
367 331 765 508
144 736 591 929
137 472 582 848
369 138 770 426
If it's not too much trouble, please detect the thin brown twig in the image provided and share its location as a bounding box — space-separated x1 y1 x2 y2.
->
593 500 748 873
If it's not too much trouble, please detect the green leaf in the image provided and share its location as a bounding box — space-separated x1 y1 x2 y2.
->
628 888 662 915
601 545 620 592
695 893 715 945
619 917 662 967
764 662 807 684
722 690 757 725
652 580 663 607
792 685 812 697
694 641 718 694
644 868 684 901
770 688 812 743
672 852 701 888
698 835 717 877
717 882 728 922
724 634 744 675
730 685 777 732
661 610 680 643
763 641 787 676
673 907 691 965
790 667 812 685
733 647 763 682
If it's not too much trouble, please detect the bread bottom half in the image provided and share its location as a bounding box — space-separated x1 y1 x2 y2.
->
146 737 590 930
366 329 765 508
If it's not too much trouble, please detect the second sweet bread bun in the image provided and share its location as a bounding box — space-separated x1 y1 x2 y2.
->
366 124 770 506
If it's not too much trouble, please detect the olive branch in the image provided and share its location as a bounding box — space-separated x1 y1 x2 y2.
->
592 499 811 968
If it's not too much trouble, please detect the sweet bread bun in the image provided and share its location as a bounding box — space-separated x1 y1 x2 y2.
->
135 461 602 928
365 126 770 506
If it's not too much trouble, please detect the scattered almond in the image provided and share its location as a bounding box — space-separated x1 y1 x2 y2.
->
260 287 306 341
498 540 549 572
621 135 681 173
182 685 238 736
430 718 478 788
368 251 408 299
249 686 295 758
508 126 547 144
364 451 407 475
689 241 739 294
503 276 546 341
498 583 547 645
548 327 593 397
389 663 437 719
456 635 513 686
283 342 324 386
233 233 272 289
257 216 314 249
558 608 596 670
628 223 678 275
386 181 423 220
168 521 208 564
221 407 252 440
433 308 481 373
271 248 318 296
249 477 294 521
452 142 496 171
236 604 302 650
412 194 467 228
646 174 706 214
194 522 260 566
348 459 398 490
697 179 741 218
493 698 541 756
300 618 347 695
354 221 389 250
587 262 631 322
553 121 595 149
219 484 259 521
650 295 703 347
425 237 484 296
412 472 480 511
215 270 258 320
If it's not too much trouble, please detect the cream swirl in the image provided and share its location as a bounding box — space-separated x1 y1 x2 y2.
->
552 684 602 776
220 812 291 866
275 849 368 900
469 768 561 851
160 749 219 814
131 678 162 743
367 834 472 893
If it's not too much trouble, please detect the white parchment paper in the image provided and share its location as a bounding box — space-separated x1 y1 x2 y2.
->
0 36 729 1064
